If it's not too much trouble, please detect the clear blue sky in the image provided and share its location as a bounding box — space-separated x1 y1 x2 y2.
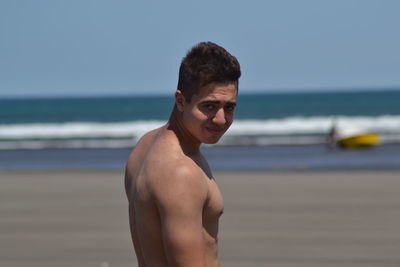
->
1 0 399 97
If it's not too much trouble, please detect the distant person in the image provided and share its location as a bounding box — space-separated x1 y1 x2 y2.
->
326 120 339 148
124 42 241 266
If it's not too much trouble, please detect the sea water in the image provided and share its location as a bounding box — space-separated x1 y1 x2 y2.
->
1 90 400 170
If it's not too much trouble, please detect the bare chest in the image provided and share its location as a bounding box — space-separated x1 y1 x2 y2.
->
203 177 224 224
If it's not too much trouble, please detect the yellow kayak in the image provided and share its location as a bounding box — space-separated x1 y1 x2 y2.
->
337 133 380 149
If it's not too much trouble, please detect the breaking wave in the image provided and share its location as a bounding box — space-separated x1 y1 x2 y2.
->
1 115 400 149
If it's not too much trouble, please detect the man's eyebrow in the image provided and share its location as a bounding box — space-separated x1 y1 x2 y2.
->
201 100 236 105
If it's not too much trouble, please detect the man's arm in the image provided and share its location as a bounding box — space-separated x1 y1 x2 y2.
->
149 166 208 267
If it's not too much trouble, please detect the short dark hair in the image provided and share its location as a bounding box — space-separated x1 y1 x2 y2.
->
177 42 241 102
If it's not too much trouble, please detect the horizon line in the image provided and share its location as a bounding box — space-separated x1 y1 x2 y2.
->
1 86 400 99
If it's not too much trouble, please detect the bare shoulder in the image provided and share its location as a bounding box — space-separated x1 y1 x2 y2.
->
143 142 209 209
125 127 162 175
124 127 163 196
150 159 206 190
125 126 208 203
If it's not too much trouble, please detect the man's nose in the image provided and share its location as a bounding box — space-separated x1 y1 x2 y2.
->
212 108 226 125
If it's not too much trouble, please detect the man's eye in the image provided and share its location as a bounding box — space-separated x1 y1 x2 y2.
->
204 104 215 110
225 105 236 111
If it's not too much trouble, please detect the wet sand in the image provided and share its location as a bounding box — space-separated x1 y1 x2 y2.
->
1 170 400 267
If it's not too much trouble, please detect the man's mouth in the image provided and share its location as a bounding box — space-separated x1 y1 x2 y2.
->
206 126 224 134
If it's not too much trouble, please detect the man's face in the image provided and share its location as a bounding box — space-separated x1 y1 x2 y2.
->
180 82 238 144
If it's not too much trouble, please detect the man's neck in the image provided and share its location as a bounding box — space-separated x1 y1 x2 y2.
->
167 106 201 155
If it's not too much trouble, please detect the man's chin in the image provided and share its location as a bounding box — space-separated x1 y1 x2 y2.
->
202 136 222 145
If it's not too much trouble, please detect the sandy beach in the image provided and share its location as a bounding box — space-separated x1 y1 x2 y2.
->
1 170 400 267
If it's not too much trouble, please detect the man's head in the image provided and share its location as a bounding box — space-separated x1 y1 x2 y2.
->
173 42 241 145
177 42 241 103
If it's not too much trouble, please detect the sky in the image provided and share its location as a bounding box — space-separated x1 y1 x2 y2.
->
1 0 400 97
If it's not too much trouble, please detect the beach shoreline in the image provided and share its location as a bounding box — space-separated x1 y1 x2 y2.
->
2 143 400 172
1 170 400 267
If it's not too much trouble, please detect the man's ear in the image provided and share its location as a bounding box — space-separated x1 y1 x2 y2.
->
175 90 186 112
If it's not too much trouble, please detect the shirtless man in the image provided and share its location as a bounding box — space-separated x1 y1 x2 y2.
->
125 42 241 267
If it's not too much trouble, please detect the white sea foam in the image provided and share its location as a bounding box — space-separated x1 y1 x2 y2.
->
0 121 164 140
1 115 400 149
228 115 400 136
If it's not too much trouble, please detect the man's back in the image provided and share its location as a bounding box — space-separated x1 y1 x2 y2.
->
125 126 224 267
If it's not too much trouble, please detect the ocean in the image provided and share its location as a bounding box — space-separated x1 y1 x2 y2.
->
1 90 400 170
